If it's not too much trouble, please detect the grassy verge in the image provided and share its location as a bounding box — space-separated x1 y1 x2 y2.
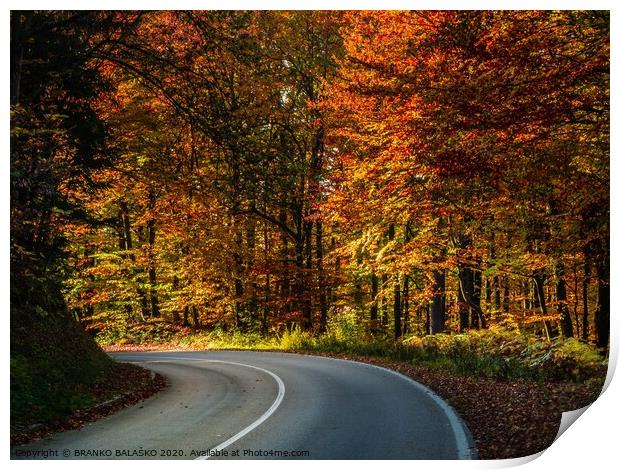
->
99 320 607 384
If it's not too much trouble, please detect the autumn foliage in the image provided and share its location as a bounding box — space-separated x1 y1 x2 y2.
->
12 11 609 358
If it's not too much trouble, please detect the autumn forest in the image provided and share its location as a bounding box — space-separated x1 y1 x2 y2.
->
10 11 610 454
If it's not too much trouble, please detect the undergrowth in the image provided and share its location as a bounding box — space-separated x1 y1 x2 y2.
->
96 313 608 384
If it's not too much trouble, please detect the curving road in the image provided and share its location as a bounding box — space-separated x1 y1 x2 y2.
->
11 351 477 460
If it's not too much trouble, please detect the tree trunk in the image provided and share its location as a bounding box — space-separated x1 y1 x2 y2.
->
279 210 291 317
555 260 574 338
119 201 148 322
533 269 555 340
502 276 510 313
381 273 388 327
246 204 258 326
403 275 410 335
147 192 159 318
262 224 270 335
387 224 401 339
316 221 328 333
293 208 308 329
10 12 26 106
328 237 337 306
594 248 609 350
430 269 445 333
573 263 580 338
183 306 189 326
370 271 379 335
457 267 470 332
172 276 181 323
485 277 492 313
394 273 402 339
303 219 313 330
117 211 134 322
523 279 532 312
493 275 501 319
472 268 484 328
402 222 412 336
233 223 245 331
582 249 590 341
191 306 200 328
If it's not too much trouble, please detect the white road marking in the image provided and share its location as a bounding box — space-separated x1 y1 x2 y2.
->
136 357 285 460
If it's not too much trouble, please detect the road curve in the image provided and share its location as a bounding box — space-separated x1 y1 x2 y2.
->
11 351 477 460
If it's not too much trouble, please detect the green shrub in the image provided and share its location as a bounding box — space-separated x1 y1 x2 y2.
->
419 334 446 355
403 328 606 382
526 337 607 382
279 329 316 350
325 307 365 345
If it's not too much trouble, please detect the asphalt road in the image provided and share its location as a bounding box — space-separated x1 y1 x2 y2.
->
11 351 477 460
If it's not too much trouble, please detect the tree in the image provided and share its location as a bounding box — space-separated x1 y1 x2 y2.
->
10 10 135 424
323 11 608 345
67 11 345 334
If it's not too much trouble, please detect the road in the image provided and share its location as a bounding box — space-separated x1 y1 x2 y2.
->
11 351 477 460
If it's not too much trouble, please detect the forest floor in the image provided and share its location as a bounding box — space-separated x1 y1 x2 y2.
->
103 343 603 459
11 362 168 446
